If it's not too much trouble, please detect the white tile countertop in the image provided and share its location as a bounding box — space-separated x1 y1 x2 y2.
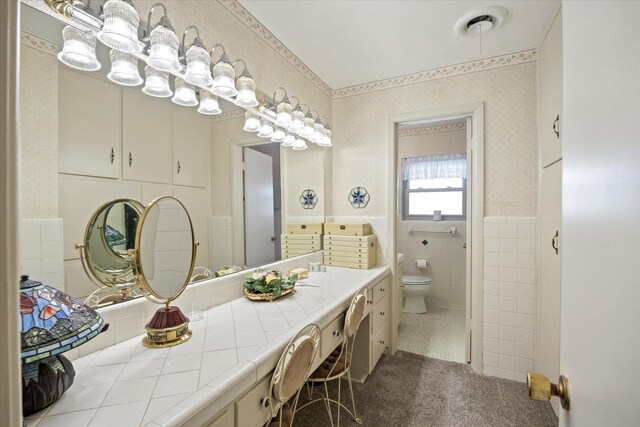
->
26 265 389 427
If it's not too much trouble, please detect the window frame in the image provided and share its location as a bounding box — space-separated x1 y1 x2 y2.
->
402 177 467 221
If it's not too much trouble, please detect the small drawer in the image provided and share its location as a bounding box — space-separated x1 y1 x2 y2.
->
235 375 272 427
321 314 345 359
370 323 388 371
372 296 388 335
372 276 389 305
286 223 323 235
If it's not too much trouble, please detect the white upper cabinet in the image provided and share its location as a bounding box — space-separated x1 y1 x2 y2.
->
539 8 563 168
122 90 173 184
172 108 210 188
59 68 121 178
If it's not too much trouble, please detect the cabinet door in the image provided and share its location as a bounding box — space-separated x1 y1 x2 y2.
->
538 160 562 415
59 68 121 178
122 90 172 184
172 107 209 188
173 186 210 269
539 9 563 167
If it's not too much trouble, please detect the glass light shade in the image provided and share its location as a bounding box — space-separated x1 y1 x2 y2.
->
275 101 293 127
300 116 315 137
184 44 213 86
234 75 259 108
243 111 261 132
318 128 333 147
147 25 181 72
289 110 304 133
97 0 140 53
310 122 325 144
293 138 308 150
172 77 198 106
271 128 286 143
198 90 221 115
58 26 101 71
107 50 143 86
257 119 274 138
281 132 295 147
211 61 237 97
142 65 172 97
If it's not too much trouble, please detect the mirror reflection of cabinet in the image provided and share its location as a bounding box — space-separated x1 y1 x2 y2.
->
122 90 173 184
59 68 121 179
173 108 209 188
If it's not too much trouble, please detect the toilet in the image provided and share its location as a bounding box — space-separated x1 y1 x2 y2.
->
402 275 433 314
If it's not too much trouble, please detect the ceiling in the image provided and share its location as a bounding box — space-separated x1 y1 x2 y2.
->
238 0 559 89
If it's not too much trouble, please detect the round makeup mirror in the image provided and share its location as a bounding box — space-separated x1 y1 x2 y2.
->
132 196 198 348
77 198 145 306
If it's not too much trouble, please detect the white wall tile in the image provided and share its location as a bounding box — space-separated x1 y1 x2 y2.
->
500 340 517 356
499 355 516 370
500 223 518 238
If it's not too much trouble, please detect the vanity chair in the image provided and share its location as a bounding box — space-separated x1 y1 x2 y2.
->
267 323 321 427
301 287 368 427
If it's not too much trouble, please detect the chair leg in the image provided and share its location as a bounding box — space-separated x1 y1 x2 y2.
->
322 381 334 427
337 376 342 427
347 369 363 424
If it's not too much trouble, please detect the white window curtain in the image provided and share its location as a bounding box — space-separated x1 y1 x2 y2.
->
401 153 467 181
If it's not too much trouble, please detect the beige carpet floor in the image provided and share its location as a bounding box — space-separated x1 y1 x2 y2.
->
397 306 467 363
294 351 558 427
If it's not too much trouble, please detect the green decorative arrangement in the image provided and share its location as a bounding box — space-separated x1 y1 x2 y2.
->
244 269 297 302
214 265 243 277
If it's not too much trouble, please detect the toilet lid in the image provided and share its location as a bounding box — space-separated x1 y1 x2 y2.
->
402 275 432 285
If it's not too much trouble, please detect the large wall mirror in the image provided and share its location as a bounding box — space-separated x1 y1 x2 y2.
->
19 2 327 306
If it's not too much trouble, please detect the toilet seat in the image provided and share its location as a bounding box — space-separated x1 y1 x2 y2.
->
402 275 432 286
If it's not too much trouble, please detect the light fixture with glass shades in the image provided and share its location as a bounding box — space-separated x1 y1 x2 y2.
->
243 110 261 133
181 25 213 87
107 49 143 86
97 0 141 53
144 3 181 72
210 44 237 97
172 77 198 107
142 64 172 98
46 0 332 150
233 59 259 108
58 26 101 71
197 90 222 115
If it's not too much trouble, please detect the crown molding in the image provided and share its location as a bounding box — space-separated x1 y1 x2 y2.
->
333 49 537 99
210 108 245 123
220 0 333 98
20 31 58 56
398 123 467 137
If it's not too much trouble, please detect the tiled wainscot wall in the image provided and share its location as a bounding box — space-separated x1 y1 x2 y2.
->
20 218 65 290
483 216 538 382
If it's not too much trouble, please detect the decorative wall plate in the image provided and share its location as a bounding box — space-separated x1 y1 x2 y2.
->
300 189 318 209
349 186 370 208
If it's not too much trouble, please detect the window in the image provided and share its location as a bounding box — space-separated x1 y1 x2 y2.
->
401 154 467 220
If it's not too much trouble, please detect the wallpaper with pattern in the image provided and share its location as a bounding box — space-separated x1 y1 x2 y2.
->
332 62 538 217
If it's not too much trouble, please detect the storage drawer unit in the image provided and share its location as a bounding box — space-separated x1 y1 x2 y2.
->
323 235 377 269
372 296 388 335
372 276 388 305
324 223 372 236
286 223 323 235
235 375 272 427
321 314 345 359
281 234 322 259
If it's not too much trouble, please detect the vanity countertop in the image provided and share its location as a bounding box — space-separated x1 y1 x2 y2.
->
26 265 390 427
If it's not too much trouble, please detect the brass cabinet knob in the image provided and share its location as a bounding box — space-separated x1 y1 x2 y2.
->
527 372 570 411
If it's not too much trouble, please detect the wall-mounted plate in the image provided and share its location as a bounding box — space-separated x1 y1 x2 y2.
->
300 189 318 209
349 186 370 209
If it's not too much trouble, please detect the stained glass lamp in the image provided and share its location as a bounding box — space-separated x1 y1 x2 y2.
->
20 275 106 415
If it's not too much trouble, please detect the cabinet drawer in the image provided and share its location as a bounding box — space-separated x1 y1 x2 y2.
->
206 407 233 427
281 234 321 243
323 234 376 246
281 242 321 251
324 259 376 270
372 276 389 305
372 296 388 335
370 323 388 371
286 223 323 235
321 314 345 359
324 223 371 236
235 375 272 427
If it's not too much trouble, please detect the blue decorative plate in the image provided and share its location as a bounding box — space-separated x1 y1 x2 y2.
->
300 189 317 209
349 186 370 208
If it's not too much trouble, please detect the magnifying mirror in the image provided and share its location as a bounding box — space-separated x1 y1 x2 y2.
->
132 196 198 348
77 198 145 307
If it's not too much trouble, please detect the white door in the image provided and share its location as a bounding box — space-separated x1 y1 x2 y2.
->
465 117 472 363
244 148 276 268
559 3 640 425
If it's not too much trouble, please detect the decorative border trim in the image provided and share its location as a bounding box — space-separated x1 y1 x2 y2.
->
398 123 467 137
20 31 58 56
220 0 333 97
210 109 245 123
332 49 537 98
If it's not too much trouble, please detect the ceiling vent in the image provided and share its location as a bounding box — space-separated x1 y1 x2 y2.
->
454 6 509 38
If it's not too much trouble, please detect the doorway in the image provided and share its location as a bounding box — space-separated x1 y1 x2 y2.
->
387 103 484 374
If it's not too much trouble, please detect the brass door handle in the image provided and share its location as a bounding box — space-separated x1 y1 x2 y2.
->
527 372 570 410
